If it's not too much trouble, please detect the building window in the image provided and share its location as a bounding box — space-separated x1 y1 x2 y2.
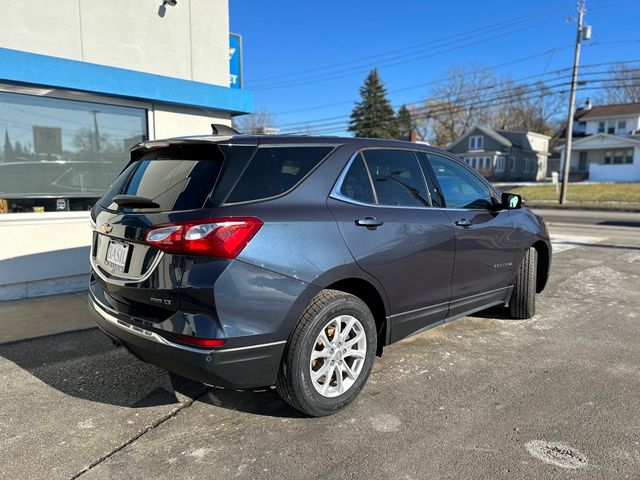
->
625 149 634 164
496 156 505 172
0 91 147 213
618 120 627 132
607 120 616 134
597 122 605 133
509 156 516 172
468 135 483 150
605 149 635 165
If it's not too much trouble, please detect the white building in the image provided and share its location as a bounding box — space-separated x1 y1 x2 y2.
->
0 0 253 300
556 101 640 182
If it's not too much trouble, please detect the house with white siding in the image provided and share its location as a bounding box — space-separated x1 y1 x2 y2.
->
556 101 640 182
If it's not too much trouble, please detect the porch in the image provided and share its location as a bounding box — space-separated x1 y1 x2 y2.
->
558 134 640 182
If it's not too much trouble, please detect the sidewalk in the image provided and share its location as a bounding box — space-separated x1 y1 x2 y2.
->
0 291 93 344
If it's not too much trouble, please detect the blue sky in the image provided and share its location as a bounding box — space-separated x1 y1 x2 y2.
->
230 0 640 135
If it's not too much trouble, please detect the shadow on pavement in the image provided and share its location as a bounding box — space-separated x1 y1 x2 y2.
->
202 386 307 418
1 326 306 417
0 327 206 407
598 220 640 228
469 305 514 320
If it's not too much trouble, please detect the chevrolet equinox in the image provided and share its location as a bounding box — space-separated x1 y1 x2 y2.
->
88 127 551 416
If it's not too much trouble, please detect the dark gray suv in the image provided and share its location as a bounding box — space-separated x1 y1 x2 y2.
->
88 130 551 416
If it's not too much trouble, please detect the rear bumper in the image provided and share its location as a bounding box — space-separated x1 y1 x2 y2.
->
88 293 286 389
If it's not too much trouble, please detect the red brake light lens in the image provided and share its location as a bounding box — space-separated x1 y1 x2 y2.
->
144 217 263 258
172 333 225 348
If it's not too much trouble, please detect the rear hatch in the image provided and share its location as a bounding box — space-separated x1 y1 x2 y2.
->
90 141 257 320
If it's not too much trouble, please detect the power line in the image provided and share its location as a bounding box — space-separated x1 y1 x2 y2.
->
251 16 568 91
248 0 638 92
272 47 572 116
248 3 575 86
276 62 640 131
283 76 640 135
271 43 639 117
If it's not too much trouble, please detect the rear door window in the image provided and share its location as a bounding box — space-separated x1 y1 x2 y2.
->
339 154 376 204
225 146 333 204
362 149 430 208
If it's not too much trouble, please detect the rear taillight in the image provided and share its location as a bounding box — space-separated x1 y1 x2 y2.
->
145 217 263 258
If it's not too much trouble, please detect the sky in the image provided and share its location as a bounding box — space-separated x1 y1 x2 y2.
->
229 0 640 136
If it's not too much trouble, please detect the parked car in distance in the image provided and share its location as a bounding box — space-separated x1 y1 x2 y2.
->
88 128 551 416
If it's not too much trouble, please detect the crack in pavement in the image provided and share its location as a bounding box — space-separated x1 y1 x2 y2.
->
70 386 212 479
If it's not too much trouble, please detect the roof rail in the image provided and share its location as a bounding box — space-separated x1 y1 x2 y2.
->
211 124 240 135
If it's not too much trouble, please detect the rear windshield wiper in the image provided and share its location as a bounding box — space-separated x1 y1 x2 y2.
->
111 195 160 209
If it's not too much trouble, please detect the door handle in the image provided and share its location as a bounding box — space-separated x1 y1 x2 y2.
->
455 219 473 228
355 217 383 229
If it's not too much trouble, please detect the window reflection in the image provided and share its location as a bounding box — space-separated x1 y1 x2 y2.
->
0 92 147 212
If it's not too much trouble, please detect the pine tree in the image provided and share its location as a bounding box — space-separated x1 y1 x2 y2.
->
348 69 396 139
394 104 413 141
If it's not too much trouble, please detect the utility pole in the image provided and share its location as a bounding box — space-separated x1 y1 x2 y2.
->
560 1 590 205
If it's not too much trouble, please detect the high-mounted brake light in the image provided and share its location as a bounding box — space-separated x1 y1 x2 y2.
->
172 333 226 348
144 217 263 258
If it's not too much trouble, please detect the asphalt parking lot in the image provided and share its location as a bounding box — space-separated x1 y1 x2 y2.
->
1 222 639 479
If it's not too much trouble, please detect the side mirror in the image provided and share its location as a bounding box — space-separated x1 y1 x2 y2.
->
501 192 524 210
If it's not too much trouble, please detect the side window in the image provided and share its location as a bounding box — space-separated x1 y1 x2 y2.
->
417 152 444 208
362 149 430 207
226 146 333 204
339 154 375 204
427 154 494 210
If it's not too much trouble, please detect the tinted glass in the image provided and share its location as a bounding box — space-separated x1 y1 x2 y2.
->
99 143 227 211
0 91 147 212
417 152 444 208
226 146 333 203
363 149 430 207
339 154 375 204
427 154 493 209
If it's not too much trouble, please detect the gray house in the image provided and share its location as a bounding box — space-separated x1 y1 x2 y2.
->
446 126 550 182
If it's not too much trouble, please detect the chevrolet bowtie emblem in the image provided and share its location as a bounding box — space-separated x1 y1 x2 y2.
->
100 223 113 234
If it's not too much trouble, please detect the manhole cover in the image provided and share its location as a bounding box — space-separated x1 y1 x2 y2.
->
525 440 588 469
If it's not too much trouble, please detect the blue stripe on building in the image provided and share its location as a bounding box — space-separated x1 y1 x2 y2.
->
0 47 253 114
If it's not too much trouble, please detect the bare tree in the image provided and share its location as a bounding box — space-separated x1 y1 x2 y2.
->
602 62 640 104
491 80 564 136
413 66 564 145
233 108 277 134
414 65 496 146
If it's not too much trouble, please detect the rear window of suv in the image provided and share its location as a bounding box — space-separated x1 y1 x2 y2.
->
99 143 254 212
225 146 334 204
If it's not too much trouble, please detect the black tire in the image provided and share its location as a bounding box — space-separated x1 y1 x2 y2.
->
509 247 537 319
276 289 377 417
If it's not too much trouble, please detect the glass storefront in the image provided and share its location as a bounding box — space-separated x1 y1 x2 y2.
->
0 91 147 213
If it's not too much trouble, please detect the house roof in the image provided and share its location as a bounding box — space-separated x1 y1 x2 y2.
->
575 103 640 120
447 126 512 150
555 133 640 151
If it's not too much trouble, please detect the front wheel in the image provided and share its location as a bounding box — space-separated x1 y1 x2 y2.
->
509 247 537 319
276 289 377 417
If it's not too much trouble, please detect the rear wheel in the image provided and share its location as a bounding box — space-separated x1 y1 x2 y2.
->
509 247 537 319
276 289 377 417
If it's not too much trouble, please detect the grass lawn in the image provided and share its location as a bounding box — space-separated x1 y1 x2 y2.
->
507 183 640 211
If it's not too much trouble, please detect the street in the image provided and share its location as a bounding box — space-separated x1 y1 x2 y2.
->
1 219 639 479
